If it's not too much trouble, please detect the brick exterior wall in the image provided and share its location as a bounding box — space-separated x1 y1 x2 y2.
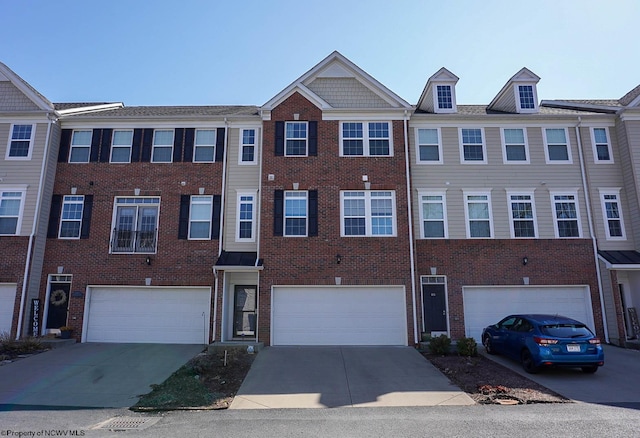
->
1 236 29 338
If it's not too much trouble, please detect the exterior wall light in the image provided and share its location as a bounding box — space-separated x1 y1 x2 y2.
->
336 254 342 264
523 256 528 266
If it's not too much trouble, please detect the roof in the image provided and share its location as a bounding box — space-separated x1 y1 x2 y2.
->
59 105 260 118
215 251 263 268
0 62 54 111
598 250 640 267
413 104 606 117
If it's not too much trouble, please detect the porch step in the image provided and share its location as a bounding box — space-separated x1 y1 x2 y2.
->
624 339 640 350
208 341 264 354
38 338 77 349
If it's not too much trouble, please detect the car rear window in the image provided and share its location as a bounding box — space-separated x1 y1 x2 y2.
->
540 324 592 338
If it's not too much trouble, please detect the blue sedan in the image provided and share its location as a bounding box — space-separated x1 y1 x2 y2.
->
481 314 604 374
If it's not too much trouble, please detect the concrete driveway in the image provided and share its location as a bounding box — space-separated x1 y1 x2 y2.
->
0 343 203 409
230 346 474 409
482 345 640 408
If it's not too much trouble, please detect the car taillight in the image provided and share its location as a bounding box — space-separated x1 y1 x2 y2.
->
589 338 601 346
533 336 558 346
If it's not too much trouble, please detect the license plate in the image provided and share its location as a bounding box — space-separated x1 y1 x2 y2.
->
567 345 581 352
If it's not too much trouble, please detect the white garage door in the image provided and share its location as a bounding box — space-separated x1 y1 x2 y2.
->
0 284 17 334
463 285 594 342
272 286 407 346
84 286 210 344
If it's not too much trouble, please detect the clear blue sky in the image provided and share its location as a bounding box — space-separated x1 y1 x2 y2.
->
2 0 638 106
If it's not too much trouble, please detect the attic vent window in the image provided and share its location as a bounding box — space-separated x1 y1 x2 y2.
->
518 85 535 110
436 85 453 109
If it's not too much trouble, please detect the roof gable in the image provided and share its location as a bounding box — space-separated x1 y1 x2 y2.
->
0 62 53 111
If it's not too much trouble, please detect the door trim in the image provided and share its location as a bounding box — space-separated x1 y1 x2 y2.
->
233 285 257 339
420 275 450 337
43 274 73 335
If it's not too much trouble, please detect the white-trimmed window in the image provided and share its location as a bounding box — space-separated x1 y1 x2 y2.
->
341 122 392 156
194 129 215 163
152 129 174 163
419 191 447 238
591 128 613 163
551 192 581 238
599 189 625 240
517 85 537 111
189 195 213 239
460 128 486 163
284 191 308 236
436 85 453 110
507 191 537 238
544 128 572 163
59 195 84 239
464 192 493 238
110 130 133 163
341 191 396 237
416 128 441 163
111 197 160 253
285 122 307 156
502 128 529 163
240 129 256 164
6 124 35 159
236 192 256 241
0 189 25 235
69 130 92 163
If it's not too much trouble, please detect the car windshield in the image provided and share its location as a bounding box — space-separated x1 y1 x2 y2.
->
540 324 592 338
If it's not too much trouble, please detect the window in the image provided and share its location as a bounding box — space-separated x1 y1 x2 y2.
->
194 129 215 162
591 128 612 162
341 122 392 156
599 190 625 239
69 130 92 163
419 192 447 238
417 128 441 163
285 122 307 156
460 128 486 163
111 197 160 253
551 193 581 238
518 85 536 110
152 129 174 162
341 191 396 237
464 192 493 238
544 128 571 163
110 130 133 163
59 195 84 238
507 192 537 238
240 129 256 164
284 191 308 236
237 193 256 241
189 196 213 239
7 124 34 159
436 85 453 110
0 189 25 235
502 128 529 163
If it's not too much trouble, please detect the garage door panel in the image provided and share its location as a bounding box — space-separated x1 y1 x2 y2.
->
0 284 17 334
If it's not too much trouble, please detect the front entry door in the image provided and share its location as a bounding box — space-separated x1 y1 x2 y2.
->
234 285 257 337
423 283 447 333
46 282 70 329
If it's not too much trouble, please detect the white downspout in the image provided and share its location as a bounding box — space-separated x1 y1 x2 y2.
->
403 111 419 345
575 118 609 343
254 125 264 344
16 114 56 339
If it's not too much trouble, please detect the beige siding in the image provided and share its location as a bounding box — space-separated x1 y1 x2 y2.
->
491 87 517 113
422 86 435 113
0 83 40 111
306 78 392 109
618 120 640 247
600 261 621 343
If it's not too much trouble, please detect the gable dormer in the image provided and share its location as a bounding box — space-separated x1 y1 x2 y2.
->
488 68 540 114
417 68 459 114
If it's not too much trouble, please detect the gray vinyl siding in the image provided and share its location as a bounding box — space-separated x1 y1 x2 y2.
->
599 260 621 344
615 120 640 247
306 78 392 109
0 82 41 111
420 86 435 113
490 87 517 113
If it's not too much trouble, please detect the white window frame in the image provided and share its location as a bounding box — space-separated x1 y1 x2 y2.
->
6 124 35 160
591 127 613 163
69 130 92 163
340 191 397 237
239 128 257 165
516 84 538 113
236 191 257 242
433 84 457 113
416 128 442 164
0 186 27 236
284 191 308 237
151 129 174 163
109 129 133 163
340 122 393 157
463 191 494 239
418 190 448 239
459 128 487 164
501 127 530 164
193 129 216 163
285 121 308 157
59 195 84 239
544 128 572 164
110 197 161 254
599 188 626 240
506 190 538 239
188 195 213 240
550 191 582 238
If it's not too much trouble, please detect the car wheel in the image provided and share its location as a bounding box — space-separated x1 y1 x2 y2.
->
521 349 539 374
483 336 496 355
581 365 598 374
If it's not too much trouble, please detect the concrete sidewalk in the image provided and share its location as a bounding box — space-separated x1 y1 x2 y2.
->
231 346 474 409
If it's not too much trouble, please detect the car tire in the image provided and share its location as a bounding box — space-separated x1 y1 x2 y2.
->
521 349 539 374
581 365 598 374
483 336 496 355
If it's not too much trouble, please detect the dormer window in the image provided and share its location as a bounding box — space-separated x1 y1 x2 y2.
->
436 85 453 110
518 85 536 110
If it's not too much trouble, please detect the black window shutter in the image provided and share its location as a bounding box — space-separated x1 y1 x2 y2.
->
215 128 225 162
275 121 284 156
184 128 195 162
131 129 143 162
90 129 101 162
47 195 62 238
58 129 72 162
274 190 284 236
308 190 318 236
178 195 190 239
141 129 153 162
80 195 93 239
173 128 184 162
99 128 112 162
211 195 222 239
308 121 318 156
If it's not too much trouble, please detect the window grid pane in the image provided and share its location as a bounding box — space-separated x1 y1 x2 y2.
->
554 195 579 237
519 85 535 109
190 196 212 239
437 85 452 109
285 122 307 156
0 191 22 235
462 129 483 161
241 129 255 162
284 192 307 236
422 195 445 238
194 129 215 162
9 125 32 157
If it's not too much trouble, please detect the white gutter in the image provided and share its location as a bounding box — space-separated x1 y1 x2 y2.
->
575 118 609 342
403 111 419 345
16 113 56 339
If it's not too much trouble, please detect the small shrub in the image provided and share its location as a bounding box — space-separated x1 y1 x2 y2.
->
0 332 44 356
428 334 451 355
456 337 478 357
